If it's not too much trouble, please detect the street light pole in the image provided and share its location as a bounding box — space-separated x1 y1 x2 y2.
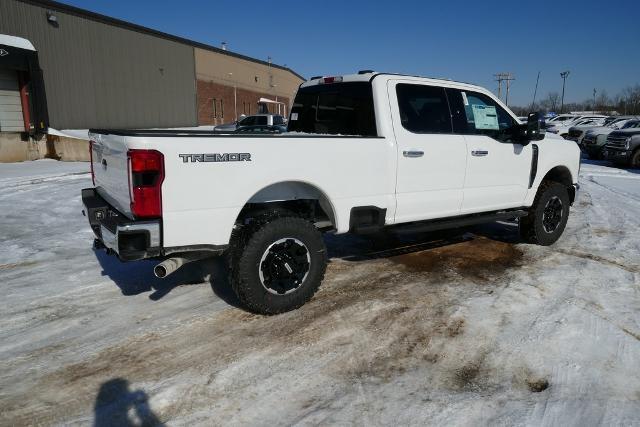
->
560 71 570 113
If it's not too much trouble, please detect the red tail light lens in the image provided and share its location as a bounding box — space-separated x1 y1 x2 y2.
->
89 140 95 185
127 149 164 218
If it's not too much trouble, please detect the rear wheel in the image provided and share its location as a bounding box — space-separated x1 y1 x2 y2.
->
519 181 570 246
229 216 327 314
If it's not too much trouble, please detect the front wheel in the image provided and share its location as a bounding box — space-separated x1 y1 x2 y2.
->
519 181 571 246
229 216 327 314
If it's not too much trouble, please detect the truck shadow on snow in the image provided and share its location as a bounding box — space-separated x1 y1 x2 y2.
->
94 220 522 307
94 249 240 306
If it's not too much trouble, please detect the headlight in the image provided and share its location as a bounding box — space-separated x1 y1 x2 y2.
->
626 137 632 150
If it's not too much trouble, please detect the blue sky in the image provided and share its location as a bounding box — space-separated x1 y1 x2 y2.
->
63 0 639 106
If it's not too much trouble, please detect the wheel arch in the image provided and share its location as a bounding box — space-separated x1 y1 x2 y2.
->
236 180 338 230
540 165 576 203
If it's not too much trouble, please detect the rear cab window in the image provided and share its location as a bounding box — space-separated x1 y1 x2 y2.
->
288 82 377 136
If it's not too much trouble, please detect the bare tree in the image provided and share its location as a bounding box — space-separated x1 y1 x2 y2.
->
540 92 560 113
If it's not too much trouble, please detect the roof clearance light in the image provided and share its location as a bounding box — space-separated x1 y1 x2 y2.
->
319 76 343 85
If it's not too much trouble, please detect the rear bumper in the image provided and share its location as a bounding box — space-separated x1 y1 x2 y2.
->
82 188 228 261
82 188 162 261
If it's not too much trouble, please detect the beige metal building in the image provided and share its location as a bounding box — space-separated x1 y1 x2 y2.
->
0 0 304 133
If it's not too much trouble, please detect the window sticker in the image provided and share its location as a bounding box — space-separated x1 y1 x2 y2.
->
471 105 499 130
290 112 299 121
461 91 469 106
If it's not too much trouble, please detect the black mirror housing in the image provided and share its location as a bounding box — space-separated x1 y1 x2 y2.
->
526 112 545 141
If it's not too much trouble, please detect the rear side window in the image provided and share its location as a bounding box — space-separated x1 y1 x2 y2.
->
396 84 452 133
288 82 377 136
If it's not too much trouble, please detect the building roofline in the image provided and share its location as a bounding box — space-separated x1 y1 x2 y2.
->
15 0 306 81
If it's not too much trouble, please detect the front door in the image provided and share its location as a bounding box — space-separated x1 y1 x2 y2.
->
445 88 532 214
390 81 467 223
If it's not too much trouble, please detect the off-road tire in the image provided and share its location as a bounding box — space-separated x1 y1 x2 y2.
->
229 216 327 314
519 181 570 246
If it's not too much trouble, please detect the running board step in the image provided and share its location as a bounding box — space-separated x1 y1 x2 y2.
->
390 209 528 234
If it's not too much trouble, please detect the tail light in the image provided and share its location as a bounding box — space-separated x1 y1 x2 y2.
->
127 149 164 218
89 140 95 185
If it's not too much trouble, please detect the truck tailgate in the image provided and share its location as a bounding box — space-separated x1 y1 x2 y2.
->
90 133 132 218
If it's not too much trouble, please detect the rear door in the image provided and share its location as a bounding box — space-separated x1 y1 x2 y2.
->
445 88 531 213
390 81 467 223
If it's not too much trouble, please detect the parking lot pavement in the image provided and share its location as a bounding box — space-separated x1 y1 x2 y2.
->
1 160 639 425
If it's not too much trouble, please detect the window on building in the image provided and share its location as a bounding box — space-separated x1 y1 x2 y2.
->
396 84 452 134
212 98 217 118
220 99 224 118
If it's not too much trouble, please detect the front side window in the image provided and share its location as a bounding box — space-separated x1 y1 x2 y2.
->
396 84 452 133
273 115 284 125
447 89 517 142
256 116 268 126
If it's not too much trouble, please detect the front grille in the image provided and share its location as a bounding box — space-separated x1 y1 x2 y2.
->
568 129 582 138
605 135 628 150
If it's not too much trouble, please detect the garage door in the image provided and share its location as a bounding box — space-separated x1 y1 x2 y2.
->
0 69 24 132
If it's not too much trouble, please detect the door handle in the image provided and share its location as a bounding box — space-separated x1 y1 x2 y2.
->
403 150 424 158
471 150 489 157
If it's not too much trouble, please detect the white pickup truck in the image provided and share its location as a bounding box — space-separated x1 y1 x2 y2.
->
83 72 580 314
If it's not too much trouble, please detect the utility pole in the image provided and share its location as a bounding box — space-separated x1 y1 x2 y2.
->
560 71 570 113
494 72 515 106
531 71 540 111
228 72 237 121
593 88 597 110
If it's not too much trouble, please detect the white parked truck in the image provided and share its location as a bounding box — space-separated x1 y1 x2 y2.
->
83 72 580 314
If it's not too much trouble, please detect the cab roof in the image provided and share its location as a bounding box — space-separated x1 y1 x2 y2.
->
301 71 485 92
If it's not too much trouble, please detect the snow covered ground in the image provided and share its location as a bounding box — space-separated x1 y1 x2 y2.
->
0 159 638 426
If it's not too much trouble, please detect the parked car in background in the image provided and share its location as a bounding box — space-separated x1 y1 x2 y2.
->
547 115 607 138
215 114 286 132
234 125 287 134
603 127 640 167
566 116 620 144
581 119 640 159
546 114 578 125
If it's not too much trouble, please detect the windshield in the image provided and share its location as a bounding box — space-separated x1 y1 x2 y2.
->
622 120 640 129
288 82 377 136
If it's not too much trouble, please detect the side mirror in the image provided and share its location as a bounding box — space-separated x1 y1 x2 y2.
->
525 112 545 142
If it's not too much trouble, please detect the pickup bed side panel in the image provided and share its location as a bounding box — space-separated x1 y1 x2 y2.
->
126 136 397 247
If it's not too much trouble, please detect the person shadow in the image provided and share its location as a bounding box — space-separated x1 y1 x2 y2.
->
94 378 164 427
